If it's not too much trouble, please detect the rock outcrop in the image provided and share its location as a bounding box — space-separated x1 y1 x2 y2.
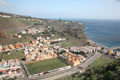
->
0 30 7 38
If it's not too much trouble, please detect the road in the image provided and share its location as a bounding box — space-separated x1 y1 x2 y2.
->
80 52 102 68
29 67 79 80
28 52 102 80
20 60 29 80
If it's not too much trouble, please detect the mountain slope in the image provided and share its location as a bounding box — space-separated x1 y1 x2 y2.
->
0 17 33 33
48 20 87 47
0 17 33 45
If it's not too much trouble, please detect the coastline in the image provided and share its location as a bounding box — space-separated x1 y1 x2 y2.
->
88 38 109 49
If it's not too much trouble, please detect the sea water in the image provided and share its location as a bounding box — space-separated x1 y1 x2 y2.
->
66 19 120 48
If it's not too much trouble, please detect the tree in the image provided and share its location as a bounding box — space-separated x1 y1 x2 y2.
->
91 75 97 80
85 77 91 80
79 76 85 80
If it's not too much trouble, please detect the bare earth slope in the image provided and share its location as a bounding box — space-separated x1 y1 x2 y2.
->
0 18 23 32
0 17 33 45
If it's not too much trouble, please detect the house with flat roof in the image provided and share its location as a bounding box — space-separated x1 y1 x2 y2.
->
63 52 86 66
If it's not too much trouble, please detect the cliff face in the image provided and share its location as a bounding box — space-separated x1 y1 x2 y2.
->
48 20 87 47
68 29 87 40
64 29 87 47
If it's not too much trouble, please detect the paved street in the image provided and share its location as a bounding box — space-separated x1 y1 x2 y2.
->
80 52 102 68
29 67 79 80
20 61 29 80
28 52 102 80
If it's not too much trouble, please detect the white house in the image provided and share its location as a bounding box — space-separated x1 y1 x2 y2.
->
18 35 22 38
116 51 120 56
0 45 2 51
46 37 50 40
2 15 11 18
24 50 29 55
21 30 27 34
0 14 2 17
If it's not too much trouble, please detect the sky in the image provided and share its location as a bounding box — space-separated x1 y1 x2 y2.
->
0 0 120 19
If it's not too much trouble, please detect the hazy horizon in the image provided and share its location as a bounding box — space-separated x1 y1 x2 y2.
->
0 0 120 19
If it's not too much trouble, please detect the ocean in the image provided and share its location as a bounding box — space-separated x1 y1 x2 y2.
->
65 19 120 48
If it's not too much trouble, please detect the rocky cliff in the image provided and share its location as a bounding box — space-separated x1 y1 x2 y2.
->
47 20 87 47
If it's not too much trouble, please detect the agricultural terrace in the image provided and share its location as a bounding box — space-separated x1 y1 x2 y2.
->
0 50 24 60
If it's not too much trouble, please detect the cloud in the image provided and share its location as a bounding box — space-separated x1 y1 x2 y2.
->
0 0 9 6
98 0 120 4
112 0 120 2
0 1 17 17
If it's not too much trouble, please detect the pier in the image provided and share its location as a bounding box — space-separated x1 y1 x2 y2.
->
110 47 120 50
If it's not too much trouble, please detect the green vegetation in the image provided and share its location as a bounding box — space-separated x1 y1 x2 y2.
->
57 55 116 80
20 38 30 43
8 31 17 34
87 55 113 69
0 17 32 45
51 41 60 44
49 22 87 47
18 18 33 25
78 58 120 80
0 16 87 47
25 58 67 75
56 75 81 80
61 42 72 48
34 22 43 25
71 51 87 58
0 50 24 60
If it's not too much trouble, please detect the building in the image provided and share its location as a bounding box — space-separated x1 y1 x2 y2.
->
0 59 24 79
64 52 80 66
25 48 57 62
0 14 2 17
70 46 97 54
14 43 23 49
25 54 32 61
8 45 15 50
79 69 85 73
31 40 39 44
63 52 86 66
0 45 2 52
24 42 30 47
2 15 11 18
18 35 22 38
21 30 27 34
2 46 10 51
43 40 50 45
108 50 114 55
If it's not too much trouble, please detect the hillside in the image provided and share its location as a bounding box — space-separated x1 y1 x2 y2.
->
58 56 120 80
0 17 33 33
80 58 120 80
47 20 87 47
0 16 87 46
0 17 33 45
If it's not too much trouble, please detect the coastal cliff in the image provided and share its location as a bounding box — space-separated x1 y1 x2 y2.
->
47 20 87 47
0 16 87 46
